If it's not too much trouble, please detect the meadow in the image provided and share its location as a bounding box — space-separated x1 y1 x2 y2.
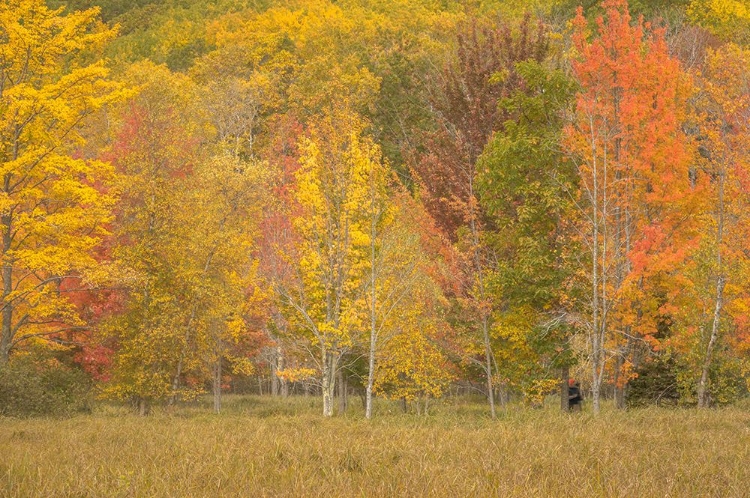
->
2 396 749 497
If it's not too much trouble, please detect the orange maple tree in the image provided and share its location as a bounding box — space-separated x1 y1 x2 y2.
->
567 0 696 412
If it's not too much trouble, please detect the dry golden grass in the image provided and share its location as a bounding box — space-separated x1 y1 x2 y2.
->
2 396 749 497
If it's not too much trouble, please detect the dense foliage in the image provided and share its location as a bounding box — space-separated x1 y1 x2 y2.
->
0 0 747 416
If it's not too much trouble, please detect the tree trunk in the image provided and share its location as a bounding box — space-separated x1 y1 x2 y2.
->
698 276 725 408
213 356 222 414
337 369 347 415
590 197 604 416
366 173 378 421
137 397 150 416
271 352 279 396
468 174 496 420
1 211 14 366
588 113 606 416
482 315 497 419
278 348 288 397
698 165 726 409
365 319 377 419
170 306 199 405
561 366 570 412
591 333 602 414
321 350 337 417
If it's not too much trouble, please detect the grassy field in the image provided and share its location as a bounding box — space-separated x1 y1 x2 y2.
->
2 396 749 497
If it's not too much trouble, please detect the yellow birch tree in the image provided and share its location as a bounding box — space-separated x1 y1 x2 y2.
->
274 106 376 417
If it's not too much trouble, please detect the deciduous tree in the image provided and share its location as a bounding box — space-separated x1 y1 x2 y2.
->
272 106 376 417
478 60 580 409
412 14 549 417
567 0 694 412
674 43 749 406
0 0 127 364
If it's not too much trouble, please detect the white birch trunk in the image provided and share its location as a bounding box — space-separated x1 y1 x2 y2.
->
322 350 337 417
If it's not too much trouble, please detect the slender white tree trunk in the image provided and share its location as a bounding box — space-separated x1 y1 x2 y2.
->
365 324 377 419
588 113 605 416
322 350 337 417
482 314 496 418
365 197 378 419
468 176 495 419
698 276 724 407
698 168 725 408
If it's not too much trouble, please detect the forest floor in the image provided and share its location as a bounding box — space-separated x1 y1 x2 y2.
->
2 395 749 497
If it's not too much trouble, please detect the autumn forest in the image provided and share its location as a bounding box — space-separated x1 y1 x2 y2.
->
1 0 749 427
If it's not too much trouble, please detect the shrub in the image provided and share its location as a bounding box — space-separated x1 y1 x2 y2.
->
0 355 93 417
